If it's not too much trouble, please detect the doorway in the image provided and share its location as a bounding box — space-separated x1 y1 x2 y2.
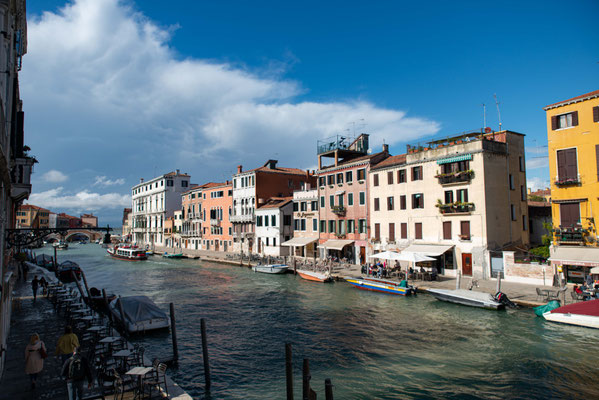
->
462 253 472 276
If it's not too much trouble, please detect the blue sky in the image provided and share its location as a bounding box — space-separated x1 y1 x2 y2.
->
23 0 599 226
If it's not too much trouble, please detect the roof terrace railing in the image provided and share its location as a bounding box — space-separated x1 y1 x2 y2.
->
317 134 366 155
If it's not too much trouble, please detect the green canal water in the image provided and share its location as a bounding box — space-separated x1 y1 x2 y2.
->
39 244 598 399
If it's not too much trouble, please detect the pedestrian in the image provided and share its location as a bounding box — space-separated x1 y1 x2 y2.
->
39 276 48 296
61 347 93 400
25 333 47 389
55 326 80 364
31 276 39 301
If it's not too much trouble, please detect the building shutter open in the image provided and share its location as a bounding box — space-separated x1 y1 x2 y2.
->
594 106 599 122
572 111 579 126
551 115 558 130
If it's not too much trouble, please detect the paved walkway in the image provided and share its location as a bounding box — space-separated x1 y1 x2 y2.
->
0 265 68 399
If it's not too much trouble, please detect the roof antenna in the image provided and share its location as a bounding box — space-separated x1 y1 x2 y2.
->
482 103 486 131
494 94 502 131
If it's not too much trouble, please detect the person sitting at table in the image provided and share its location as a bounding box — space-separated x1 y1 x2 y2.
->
419 266 425 273
573 285 583 295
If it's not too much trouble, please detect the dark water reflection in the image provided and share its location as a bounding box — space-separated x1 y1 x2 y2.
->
42 245 599 399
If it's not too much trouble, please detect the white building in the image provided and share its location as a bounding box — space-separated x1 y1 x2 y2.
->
255 198 294 256
282 188 319 259
131 170 192 248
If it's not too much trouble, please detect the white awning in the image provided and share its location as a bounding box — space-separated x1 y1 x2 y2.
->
281 237 319 247
323 239 354 250
335 190 345 195
549 247 599 266
403 244 453 257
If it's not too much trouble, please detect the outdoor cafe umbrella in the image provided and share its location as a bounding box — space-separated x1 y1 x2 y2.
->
368 251 404 261
394 252 436 281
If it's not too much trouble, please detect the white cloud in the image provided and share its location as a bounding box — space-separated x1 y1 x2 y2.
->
526 156 549 171
94 176 125 186
21 0 440 185
28 187 131 210
40 169 68 183
527 176 550 192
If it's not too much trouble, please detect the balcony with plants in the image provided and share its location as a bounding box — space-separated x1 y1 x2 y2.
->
435 169 474 185
554 174 580 187
553 225 591 245
436 199 475 214
331 205 346 215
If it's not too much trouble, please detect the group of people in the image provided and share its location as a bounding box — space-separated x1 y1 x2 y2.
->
24 326 93 399
362 261 393 278
572 282 599 300
30 275 48 301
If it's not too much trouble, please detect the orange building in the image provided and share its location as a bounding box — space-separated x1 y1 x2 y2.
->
200 182 233 252
16 204 50 228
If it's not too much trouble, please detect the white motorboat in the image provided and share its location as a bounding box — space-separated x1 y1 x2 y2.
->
252 264 289 274
428 288 505 310
296 269 332 283
543 298 599 329
109 296 170 334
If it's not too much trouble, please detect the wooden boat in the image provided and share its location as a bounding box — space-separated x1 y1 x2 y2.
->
163 252 184 259
345 277 415 296
543 298 599 329
35 254 55 271
427 288 505 310
56 261 82 283
107 244 147 261
252 264 289 274
297 269 332 283
109 296 170 334
146 250 154 256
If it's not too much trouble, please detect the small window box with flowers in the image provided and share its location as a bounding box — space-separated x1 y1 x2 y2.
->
554 175 580 187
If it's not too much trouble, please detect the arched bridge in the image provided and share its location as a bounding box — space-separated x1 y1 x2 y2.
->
46 229 104 242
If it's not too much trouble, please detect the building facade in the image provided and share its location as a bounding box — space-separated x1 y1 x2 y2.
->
544 90 599 283
255 197 293 256
81 213 98 228
122 208 132 241
16 204 49 228
200 182 233 252
131 170 191 248
181 185 204 250
283 188 320 258
369 130 529 279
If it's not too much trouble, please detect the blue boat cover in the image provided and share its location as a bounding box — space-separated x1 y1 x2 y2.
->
113 296 167 325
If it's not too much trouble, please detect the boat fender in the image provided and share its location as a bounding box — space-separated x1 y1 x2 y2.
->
494 292 518 309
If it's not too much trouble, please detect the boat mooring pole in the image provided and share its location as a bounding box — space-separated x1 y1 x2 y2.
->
325 378 334 400
169 303 179 363
456 272 461 290
53 246 58 269
302 359 311 400
102 289 112 323
496 272 502 293
285 343 294 400
201 318 211 390
81 270 92 300
72 271 86 300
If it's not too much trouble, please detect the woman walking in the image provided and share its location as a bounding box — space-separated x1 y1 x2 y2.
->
25 333 46 389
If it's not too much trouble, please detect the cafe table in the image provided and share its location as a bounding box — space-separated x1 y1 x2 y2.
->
126 366 154 399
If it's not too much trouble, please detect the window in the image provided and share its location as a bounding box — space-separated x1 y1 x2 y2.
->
456 189 468 203
412 166 423 181
294 219 299 230
348 219 355 233
389 223 395 242
412 193 424 209
374 223 380 240
594 106 599 123
444 190 454 204
320 220 326 233
256 216 263 227
293 202 299 212
329 220 336 234
551 111 578 130
311 201 318 211
511 204 516 221
560 202 580 227
556 148 578 182
329 195 334 207
313 218 318 231
284 215 292 226
319 177 325 187
522 215 527 231
346 171 353 183
300 219 306 231
327 175 335 185
167 180 173 187
357 168 366 181
387 171 393 185
460 221 470 239
338 194 344 207
374 198 380 211
339 220 346 235
265 216 269 226
415 223 422 239
519 156 525 172
398 169 406 183
401 223 407 239
400 195 406 210
336 173 344 184
521 185 526 201
266 238 269 246
320 196 325 208
443 221 451 240
271 215 276 226
373 174 379 186
182 181 188 187
359 192 366 205
348 193 354 206
387 196 394 210
301 202 307 211
509 174 514 190
358 219 367 234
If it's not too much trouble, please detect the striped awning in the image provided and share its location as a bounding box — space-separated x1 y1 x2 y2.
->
437 154 473 165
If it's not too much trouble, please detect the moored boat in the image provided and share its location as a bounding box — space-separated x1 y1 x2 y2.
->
35 254 55 271
252 264 289 274
107 244 147 261
163 252 184 259
428 288 505 310
543 298 599 329
346 277 415 296
53 241 68 250
297 269 332 283
56 260 82 283
109 296 171 334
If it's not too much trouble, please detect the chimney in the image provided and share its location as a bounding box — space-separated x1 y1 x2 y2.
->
176 169 180 175
264 159 278 169
140 178 144 183
382 144 389 153
237 165 243 174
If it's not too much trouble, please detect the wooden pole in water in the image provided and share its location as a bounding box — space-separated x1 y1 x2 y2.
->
302 359 311 400
201 318 211 390
285 343 294 400
169 303 179 363
72 271 86 300
53 246 58 269
325 378 333 400
81 270 92 300
102 289 112 323
293 258 297 275
456 271 461 290
496 272 502 293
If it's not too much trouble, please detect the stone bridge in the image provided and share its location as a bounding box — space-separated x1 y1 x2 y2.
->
46 229 104 242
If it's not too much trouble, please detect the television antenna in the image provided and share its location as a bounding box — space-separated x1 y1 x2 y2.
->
494 94 502 131
482 103 486 130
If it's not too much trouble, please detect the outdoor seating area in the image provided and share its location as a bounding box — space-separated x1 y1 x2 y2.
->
48 283 171 399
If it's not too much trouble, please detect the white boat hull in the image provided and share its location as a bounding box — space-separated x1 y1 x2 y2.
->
543 312 599 329
428 288 504 310
253 264 289 274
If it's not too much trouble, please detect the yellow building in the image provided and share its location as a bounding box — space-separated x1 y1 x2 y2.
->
16 204 50 228
544 89 599 283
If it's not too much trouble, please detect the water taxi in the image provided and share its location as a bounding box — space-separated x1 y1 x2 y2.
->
297 269 332 283
107 244 147 261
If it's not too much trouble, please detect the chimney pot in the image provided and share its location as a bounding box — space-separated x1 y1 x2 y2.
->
176 169 180 174
140 178 144 183
382 144 389 153
237 165 243 174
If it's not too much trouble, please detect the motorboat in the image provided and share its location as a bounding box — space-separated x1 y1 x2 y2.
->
297 269 332 283
35 254 55 271
427 288 505 310
88 287 116 311
107 244 147 261
56 260 82 283
163 252 184 259
53 241 68 250
543 298 599 329
109 296 170 334
252 264 289 274
345 277 415 296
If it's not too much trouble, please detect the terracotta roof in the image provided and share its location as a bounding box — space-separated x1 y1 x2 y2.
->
319 151 388 172
528 201 551 208
544 89 599 110
529 188 550 196
258 197 293 209
240 166 309 176
20 204 50 212
371 154 407 170
164 171 191 177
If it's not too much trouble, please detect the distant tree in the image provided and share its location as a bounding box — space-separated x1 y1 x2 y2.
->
528 195 547 202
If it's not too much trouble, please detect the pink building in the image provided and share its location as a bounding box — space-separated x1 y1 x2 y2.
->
316 134 389 264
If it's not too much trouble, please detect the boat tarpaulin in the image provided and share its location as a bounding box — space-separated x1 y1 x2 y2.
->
112 296 168 325
281 237 319 247
550 299 599 317
549 247 599 266
323 239 354 250
403 244 453 257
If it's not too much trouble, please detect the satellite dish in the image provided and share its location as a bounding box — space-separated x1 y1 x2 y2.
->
484 127 492 133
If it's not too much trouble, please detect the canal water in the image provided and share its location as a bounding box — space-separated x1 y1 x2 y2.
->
40 244 598 399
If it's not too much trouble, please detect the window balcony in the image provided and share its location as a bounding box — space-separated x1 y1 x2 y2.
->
554 226 588 245
210 219 221 226
436 202 474 214
554 175 581 187
230 212 254 223
435 170 474 185
331 205 346 215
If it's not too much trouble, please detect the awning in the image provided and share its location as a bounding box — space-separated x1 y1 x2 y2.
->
549 247 599 266
281 237 319 247
551 198 587 204
335 190 345 195
323 239 354 250
437 154 473 165
403 244 453 256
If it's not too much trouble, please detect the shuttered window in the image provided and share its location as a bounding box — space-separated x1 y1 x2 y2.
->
552 111 578 130
388 171 394 185
596 145 599 182
389 223 395 242
556 148 578 180
460 221 470 238
443 221 451 240
374 198 380 211
387 196 394 210
594 106 599 122
560 203 580 227
400 195 406 210
415 222 422 239
398 169 406 183
401 223 407 239
373 174 379 186
374 223 380 240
